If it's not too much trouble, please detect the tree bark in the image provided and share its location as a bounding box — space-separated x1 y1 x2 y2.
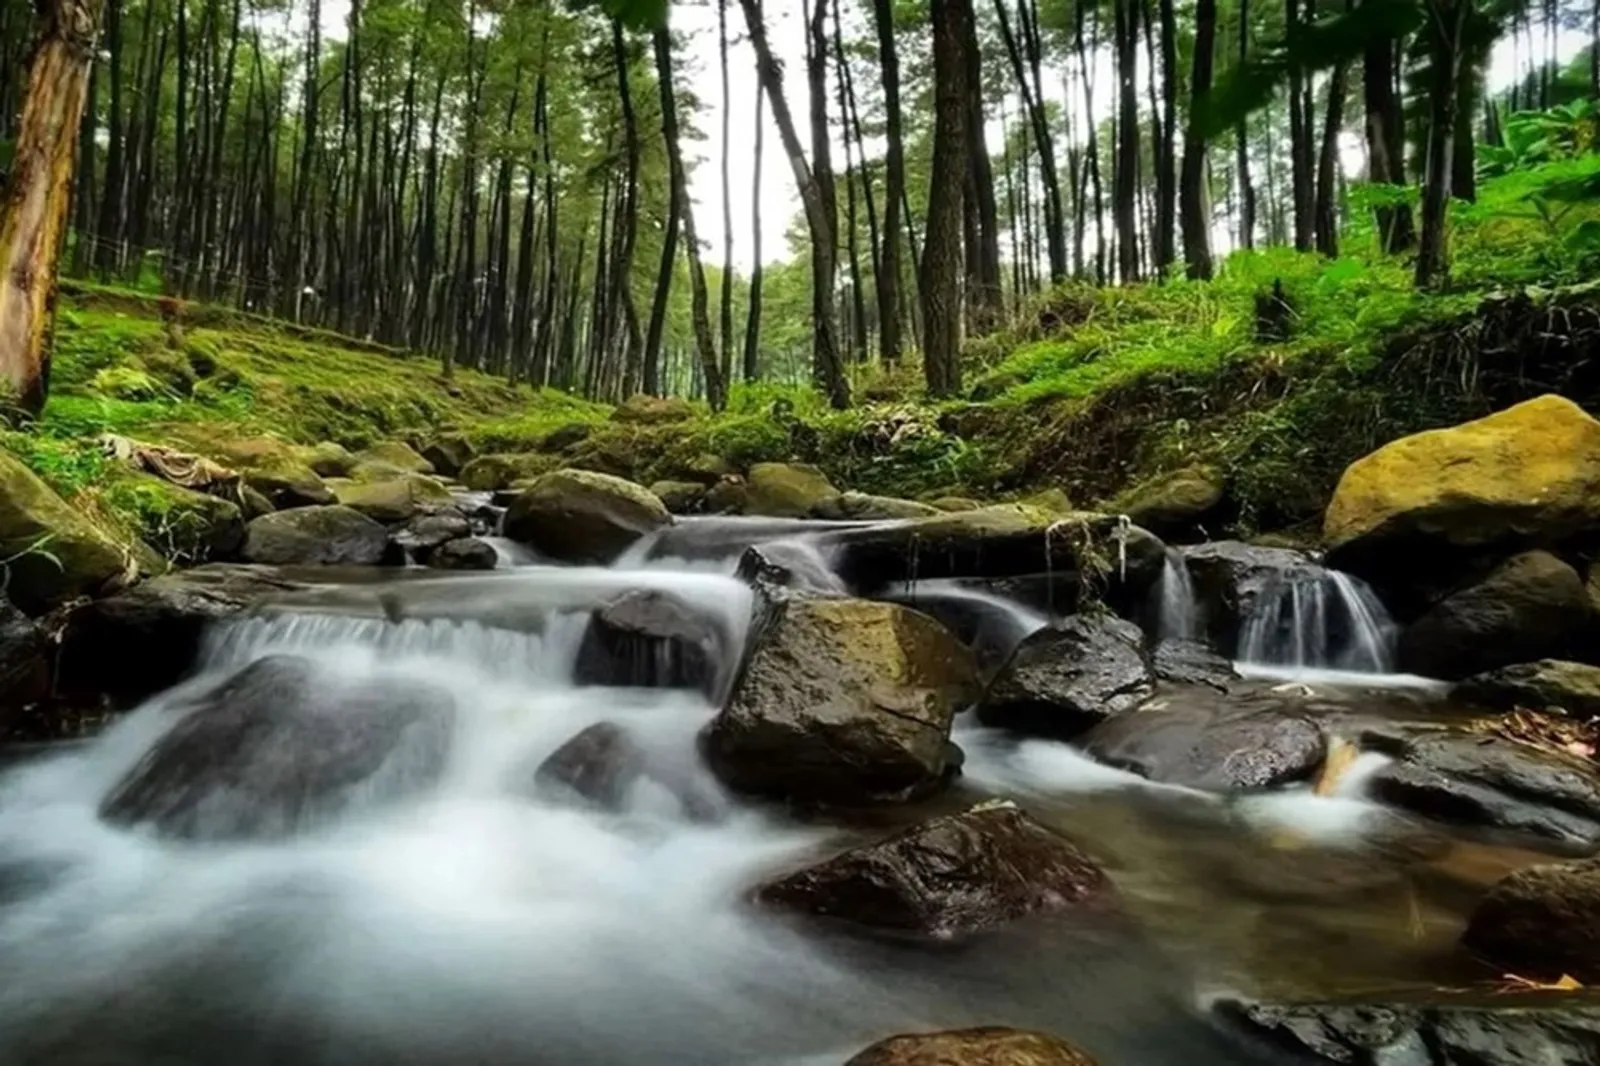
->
1415 0 1466 290
1180 0 1215 279
1234 0 1256 250
742 73 764 383
1113 0 1141 282
644 29 683 399
869 0 905 365
922 0 967 398
1315 55 1349 257
1362 14 1413 252
960 0 1000 332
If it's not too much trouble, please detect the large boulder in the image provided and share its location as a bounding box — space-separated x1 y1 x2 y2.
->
573 589 725 697
702 597 977 805
1325 395 1600 594
428 537 497 570
1453 660 1600 718
1371 732 1600 845
107 473 245 563
811 492 941 521
844 1028 1100 1066
0 450 132 613
242 463 334 509
55 564 313 707
1462 857 1600 982
1150 638 1238 690
330 474 453 523
1397 551 1594 680
302 441 356 479
421 436 475 478
242 506 393 566
391 511 472 561
503 469 670 564
758 802 1114 938
1080 699 1325 791
745 462 839 518
1112 465 1227 543
99 654 455 839
1179 541 1313 656
976 616 1153 741
354 441 434 474
649 479 706 516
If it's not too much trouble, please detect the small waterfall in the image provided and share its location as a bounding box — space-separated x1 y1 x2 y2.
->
1238 566 1396 673
1153 551 1199 642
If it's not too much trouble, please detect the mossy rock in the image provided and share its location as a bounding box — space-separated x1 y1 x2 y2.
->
353 441 434 475
0 451 132 613
681 453 733 485
242 461 334 509
302 441 356 478
538 423 593 452
140 350 198 396
811 491 940 521
503 469 670 564
929 496 982 512
91 366 166 401
331 475 453 523
103 473 245 563
422 435 476 478
460 453 559 492
649 480 706 515
1020 488 1075 515
613 394 694 424
745 462 838 518
1111 465 1226 540
349 459 414 484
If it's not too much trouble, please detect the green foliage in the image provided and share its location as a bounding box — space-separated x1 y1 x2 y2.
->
1479 100 1599 177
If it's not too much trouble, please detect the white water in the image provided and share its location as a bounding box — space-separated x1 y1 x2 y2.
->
1153 552 1200 642
1238 567 1397 675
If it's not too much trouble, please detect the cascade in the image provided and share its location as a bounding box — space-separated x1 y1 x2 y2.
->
1152 551 1200 642
1238 565 1396 673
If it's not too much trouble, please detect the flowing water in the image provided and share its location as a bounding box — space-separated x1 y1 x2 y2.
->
1152 551 1199 642
1238 565 1398 675
0 523 1558 1065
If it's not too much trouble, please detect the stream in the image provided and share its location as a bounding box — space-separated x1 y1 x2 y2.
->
0 518 1570 1065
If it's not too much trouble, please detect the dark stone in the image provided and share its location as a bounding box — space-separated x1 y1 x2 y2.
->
55 564 312 708
1372 732 1600 846
1463 856 1600 982
1150 638 1238 689
421 437 475 478
1114 466 1228 544
534 722 646 809
1453 660 1600 717
428 537 498 570
1179 541 1314 657
1079 698 1326 792
976 615 1153 741
1215 998 1600 1066
574 589 724 696
539 422 592 452
242 505 394 566
844 1028 1100 1066
99 654 455 840
0 598 51 732
757 803 1115 939
1398 551 1595 681
391 510 472 560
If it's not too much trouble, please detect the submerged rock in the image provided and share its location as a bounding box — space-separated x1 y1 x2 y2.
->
1463 856 1600 982
534 721 647 810
1453 659 1600 717
502 469 670 564
702 597 977 805
241 505 394 566
1080 699 1325 792
843 1027 1101 1066
977 616 1153 741
56 564 312 707
428 537 497 570
1397 551 1594 680
1179 541 1313 656
744 462 840 518
573 589 725 696
99 654 455 839
758 802 1113 938
1371 732 1600 846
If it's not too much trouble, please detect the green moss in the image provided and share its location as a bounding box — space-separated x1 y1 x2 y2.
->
100 471 243 564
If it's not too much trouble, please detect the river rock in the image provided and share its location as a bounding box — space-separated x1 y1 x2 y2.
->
421 436 475 478
1462 856 1600 981
0 450 133 613
1080 700 1325 791
843 1027 1101 1066
303 441 356 478
1371 732 1600 845
702 597 977 805
574 589 724 696
1215 998 1600 1066
810 492 941 521
1325 395 1600 589
56 564 313 707
534 721 647 809
354 441 434 475
0 597 51 724
112 473 245 563
1397 551 1594 680
1453 660 1600 717
242 505 394 566
977 616 1153 740
1112 465 1227 543
331 474 454 523
1150 638 1238 689
745 462 839 518
391 511 472 560
99 654 456 839
461 455 523 492
758 802 1114 938
613 394 694 424
503 469 670 564
242 461 334 509
1179 541 1313 656
735 543 847 594
429 537 497 570
650 480 706 515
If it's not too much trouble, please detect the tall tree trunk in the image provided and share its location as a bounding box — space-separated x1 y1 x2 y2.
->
869 0 905 365
0 0 102 417
923 0 967 398
1180 0 1216 279
644 33 683 398
1153 0 1178 275
717 0 735 389
70 37 95 277
1113 0 1140 282
1077 0 1107 282
960 0 1000 333
833 0 867 361
1285 0 1314 251
1362 22 1412 251
606 19 641 392
996 0 1067 282
742 73 765 383
93 0 121 276
1234 0 1256 249
1314 56 1349 257
1415 0 1466 289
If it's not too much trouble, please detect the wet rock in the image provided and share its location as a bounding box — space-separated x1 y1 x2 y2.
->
650 479 706 515
502 469 670 564
1179 541 1313 656
429 537 497 570
330 474 454 523
1080 699 1325 791
1398 551 1594 681
0 450 134 613
534 721 647 809
56 564 313 707
1325 395 1600 598
391 511 473 560
734 544 846 594
613 394 694 424
353 441 434 475
99 654 455 839
758 802 1114 938
242 505 394 566
421 436 475 478
745 462 839 518
1112 465 1227 543
1453 659 1600 717
461 454 529 492
1215 998 1600 1066
1463 856 1600 981
702 597 977 805
977 616 1153 741
1150 638 1237 689
238 485 275 519
810 492 941 521
0 598 51 726
574 589 724 695
703 476 749 515
843 1027 1100 1066
1372 732 1600 845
